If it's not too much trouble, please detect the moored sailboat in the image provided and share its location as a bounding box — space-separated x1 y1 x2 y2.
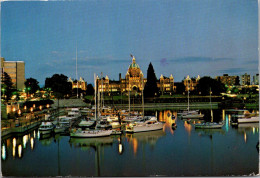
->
70 73 112 138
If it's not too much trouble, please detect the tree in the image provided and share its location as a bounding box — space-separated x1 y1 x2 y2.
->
144 62 159 97
86 84 94 95
1 72 14 101
197 76 225 95
45 74 72 98
24 78 40 96
175 82 185 94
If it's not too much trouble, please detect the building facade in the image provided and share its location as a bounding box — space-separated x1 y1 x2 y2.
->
183 75 200 91
1 57 25 90
216 74 239 86
240 73 251 85
68 77 87 90
96 56 175 95
252 74 259 85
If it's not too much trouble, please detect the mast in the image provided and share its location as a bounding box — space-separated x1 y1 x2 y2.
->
142 77 144 118
188 82 189 112
76 44 79 99
94 73 97 121
210 87 213 122
101 72 104 109
128 78 130 117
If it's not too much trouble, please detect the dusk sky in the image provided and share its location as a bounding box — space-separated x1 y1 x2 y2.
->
1 0 258 86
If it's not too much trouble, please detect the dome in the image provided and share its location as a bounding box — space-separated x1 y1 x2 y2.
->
129 63 140 69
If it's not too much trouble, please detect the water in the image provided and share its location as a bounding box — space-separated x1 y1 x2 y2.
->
2 110 259 176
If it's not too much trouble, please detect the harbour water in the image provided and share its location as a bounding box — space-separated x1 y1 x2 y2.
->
1 109 259 176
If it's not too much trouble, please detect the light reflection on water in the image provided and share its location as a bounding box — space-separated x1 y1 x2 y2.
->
1 109 259 177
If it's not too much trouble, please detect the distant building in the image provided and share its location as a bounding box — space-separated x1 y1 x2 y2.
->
1 57 25 90
68 77 87 90
183 75 200 91
240 73 251 85
96 56 175 95
252 74 259 85
216 74 239 86
159 74 175 94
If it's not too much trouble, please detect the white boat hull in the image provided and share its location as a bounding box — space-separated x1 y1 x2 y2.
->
238 116 259 123
70 129 112 138
182 114 204 119
125 122 164 133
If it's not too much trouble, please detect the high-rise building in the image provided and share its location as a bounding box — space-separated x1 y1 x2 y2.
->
1 57 25 90
240 73 251 85
252 74 259 85
216 74 239 86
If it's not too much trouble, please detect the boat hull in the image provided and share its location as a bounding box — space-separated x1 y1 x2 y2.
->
238 116 259 123
195 123 224 129
182 114 204 119
125 123 164 133
70 130 112 138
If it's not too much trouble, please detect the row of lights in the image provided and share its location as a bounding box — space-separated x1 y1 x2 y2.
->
11 104 50 116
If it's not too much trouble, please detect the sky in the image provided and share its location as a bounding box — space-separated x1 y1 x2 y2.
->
1 0 258 86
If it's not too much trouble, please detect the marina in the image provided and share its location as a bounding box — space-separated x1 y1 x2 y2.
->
1 109 259 177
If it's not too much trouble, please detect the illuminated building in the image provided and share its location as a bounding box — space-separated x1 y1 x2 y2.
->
183 75 200 91
159 74 175 94
96 56 175 95
68 77 87 91
216 74 239 86
252 74 259 85
1 57 25 90
240 73 251 86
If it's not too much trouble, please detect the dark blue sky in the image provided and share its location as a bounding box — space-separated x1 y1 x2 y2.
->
1 0 258 85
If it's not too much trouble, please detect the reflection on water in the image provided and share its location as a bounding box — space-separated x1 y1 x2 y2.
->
158 110 177 135
18 144 22 158
126 130 166 155
2 144 6 160
1 109 259 176
30 137 34 150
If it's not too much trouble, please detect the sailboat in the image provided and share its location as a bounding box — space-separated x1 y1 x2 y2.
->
180 82 204 119
70 73 112 138
125 73 164 133
54 99 68 133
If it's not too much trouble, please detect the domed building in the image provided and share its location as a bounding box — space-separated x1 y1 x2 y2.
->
96 55 175 95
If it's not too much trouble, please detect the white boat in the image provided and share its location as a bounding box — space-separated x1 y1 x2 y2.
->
231 110 259 124
194 122 224 129
179 82 204 119
69 74 112 138
70 128 112 138
78 119 96 127
39 121 54 134
96 119 112 129
182 113 204 119
125 116 164 133
238 116 259 123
